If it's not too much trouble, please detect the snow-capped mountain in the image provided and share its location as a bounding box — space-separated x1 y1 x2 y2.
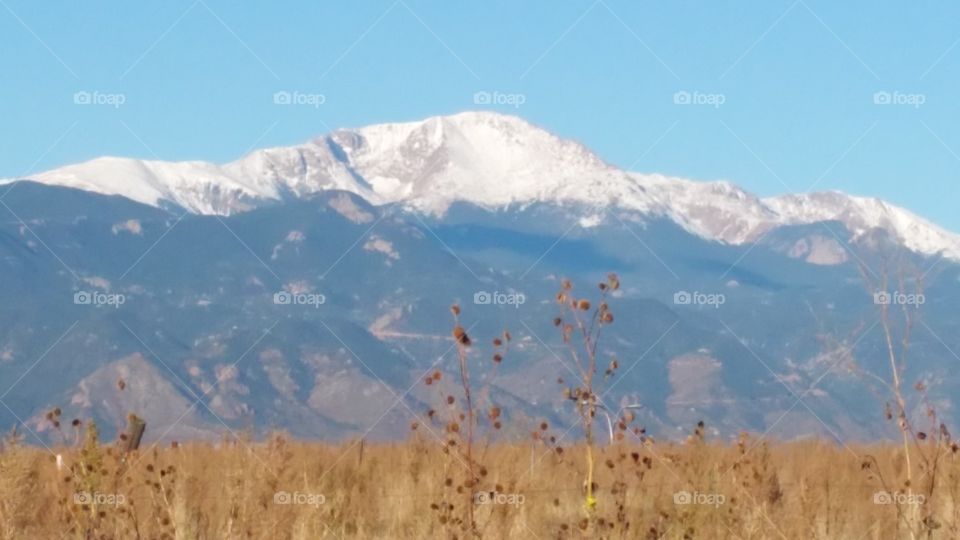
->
7 111 959 259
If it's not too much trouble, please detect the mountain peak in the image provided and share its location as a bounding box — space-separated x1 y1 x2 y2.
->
5 112 958 260
330 111 621 213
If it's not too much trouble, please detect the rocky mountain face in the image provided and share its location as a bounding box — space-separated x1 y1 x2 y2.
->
9 112 960 260
1 113 958 445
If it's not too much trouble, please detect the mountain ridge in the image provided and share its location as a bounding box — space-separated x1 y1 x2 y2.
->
6 111 959 259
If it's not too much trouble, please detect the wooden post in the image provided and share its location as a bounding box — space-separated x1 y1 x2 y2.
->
124 414 146 452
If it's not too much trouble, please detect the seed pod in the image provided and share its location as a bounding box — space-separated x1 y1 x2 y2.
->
607 273 620 290
452 326 471 346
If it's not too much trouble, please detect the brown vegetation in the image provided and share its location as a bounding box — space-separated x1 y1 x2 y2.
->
2 272 953 538
2 432 959 539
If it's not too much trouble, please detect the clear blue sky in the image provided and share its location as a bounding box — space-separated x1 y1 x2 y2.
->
2 1 959 230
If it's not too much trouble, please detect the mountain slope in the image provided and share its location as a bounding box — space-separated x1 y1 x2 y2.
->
5 111 959 259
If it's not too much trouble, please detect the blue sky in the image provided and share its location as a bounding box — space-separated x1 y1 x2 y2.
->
2 1 959 229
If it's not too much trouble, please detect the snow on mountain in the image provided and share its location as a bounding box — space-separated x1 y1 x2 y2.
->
765 192 960 260
5 111 958 259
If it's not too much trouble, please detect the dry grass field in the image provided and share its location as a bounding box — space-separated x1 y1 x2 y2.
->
1 429 958 539
2 275 946 539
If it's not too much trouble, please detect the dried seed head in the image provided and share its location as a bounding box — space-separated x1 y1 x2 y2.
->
577 300 591 311
607 273 620 290
452 326 471 346
450 305 461 316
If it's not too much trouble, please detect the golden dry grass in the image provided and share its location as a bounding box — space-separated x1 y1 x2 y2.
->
2 430 959 539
